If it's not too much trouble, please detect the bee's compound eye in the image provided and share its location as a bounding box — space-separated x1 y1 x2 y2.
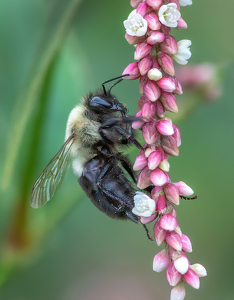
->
90 97 111 109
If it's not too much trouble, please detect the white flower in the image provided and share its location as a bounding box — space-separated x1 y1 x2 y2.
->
132 192 156 217
179 0 192 6
173 40 192 65
158 3 181 28
124 9 148 37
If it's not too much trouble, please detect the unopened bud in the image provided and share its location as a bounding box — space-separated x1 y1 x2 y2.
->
145 13 161 30
139 55 153 76
157 76 176 92
160 34 178 55
122 62 140 80
134 42 153 60
158 52 175 76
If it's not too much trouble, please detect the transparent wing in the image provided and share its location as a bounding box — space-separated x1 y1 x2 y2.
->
31 134 74 208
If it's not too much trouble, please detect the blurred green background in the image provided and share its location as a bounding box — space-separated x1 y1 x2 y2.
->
0 0 234 299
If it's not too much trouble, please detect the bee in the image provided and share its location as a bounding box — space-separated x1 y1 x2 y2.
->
31 75 152 239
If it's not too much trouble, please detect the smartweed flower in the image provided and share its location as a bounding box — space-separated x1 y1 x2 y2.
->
123 1 206 299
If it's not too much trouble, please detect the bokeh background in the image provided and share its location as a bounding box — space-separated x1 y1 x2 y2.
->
0 0 234 299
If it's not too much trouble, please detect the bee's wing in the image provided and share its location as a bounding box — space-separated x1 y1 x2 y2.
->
31 134 74 208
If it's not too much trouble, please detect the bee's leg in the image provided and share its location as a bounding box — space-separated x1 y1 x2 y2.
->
116 153 137 183
114 125 142 149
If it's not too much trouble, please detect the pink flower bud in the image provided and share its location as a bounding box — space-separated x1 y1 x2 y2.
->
157 119 174 136
151 56 160 69
173 77 183 95
125 33 146 45
133 154 148 171
158 52 175 76
144 80 161 101
153 220 167 246
166 232 182 251
170 284 186 300
184 268 200 289
151 186 163 201
174 256 189 274
131 0 143 8
181 234 192 253
160 24 171 35
157 77 176 92
160 35 178 55
147 68 163 81
164 183 180 205
132 110 145 129
146 0 162 10
190 264 207 277
172 125 181 147
166 262 182 286
176 17 188 29
157 194 167 212
160 91 178 113
136 1 152 17
147 31 165 45
160 213 177 231
175 181 194 196
142 100 156 119
150 168 168 186
122 62 140 80
138 55 153 76
138 95 146 110
137 167 152 189
153 249 169 272
142 121 160 144
155 100 165 117
141 213 157 224
134 42 153 60
161 135 179 156
145 13 161 30
139 75 148 94
148 151 161 170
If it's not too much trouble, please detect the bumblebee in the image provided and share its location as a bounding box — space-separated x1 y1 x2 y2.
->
31 75 151 237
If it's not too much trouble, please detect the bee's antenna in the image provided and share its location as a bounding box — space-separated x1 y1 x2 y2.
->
102 74 130 95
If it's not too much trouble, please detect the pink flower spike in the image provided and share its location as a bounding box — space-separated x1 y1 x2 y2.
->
166 232 182 251
136 1 151 17
138 56 152 76
133 153 148 171
157 119 174 136
150 168 168 186
122 62 140 80
181 234 192 253
141 213 157 224
164 183 180 205
176 17 188 29
146 0 162 10
175 181 194 196
142 121 160 144
130 0 143 8
137 167 152 189
153 220 167 246
174 256 189 275
132 110 144 129
148 151 162 170
147 31 165 45
160 35 178 55
157 77 176 92
190 264 207 277
157 194 167 212
160 91 178 113
166 262 182 286
184 268 200 289
161 135 179 156
153 249 170 272
134 42 153 60
145 13 161 30
158 52 175 76
144 80 161 101
160 213 177 231
170 284 186 300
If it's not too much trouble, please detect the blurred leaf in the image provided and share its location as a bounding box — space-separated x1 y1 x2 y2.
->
1 0 83 190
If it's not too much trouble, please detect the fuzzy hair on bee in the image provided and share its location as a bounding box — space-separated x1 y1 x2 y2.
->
31 75 152 239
